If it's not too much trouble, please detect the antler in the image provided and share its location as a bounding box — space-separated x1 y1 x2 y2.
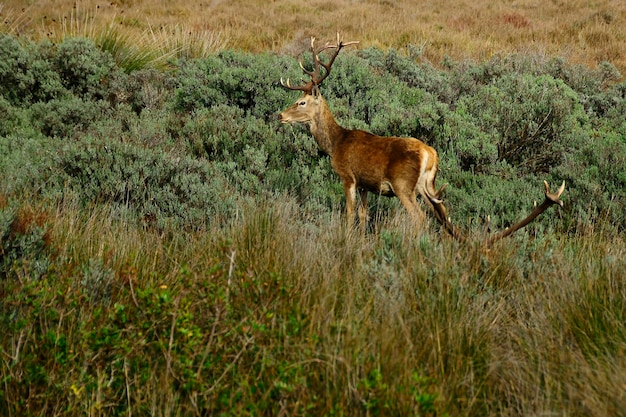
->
486 180 565 245
280 32 359 95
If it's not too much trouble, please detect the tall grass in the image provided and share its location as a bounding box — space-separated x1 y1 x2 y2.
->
147 24 228 61
2 194 624 416
0 1 225 71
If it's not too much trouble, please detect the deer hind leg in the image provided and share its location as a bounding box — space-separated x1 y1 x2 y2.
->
397 192 426 224
393 179 426 224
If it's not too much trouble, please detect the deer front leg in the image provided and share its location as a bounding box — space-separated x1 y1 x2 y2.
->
344 181 357 227
358 189 369 230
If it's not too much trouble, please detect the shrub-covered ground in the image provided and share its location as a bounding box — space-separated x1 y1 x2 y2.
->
1 34 625 416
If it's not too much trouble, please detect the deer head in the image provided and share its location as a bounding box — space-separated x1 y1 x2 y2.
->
279 34 358 126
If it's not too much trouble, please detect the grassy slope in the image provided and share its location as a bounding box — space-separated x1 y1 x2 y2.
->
2 0 625 74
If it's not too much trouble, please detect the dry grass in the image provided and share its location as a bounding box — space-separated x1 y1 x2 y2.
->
5 195 620 415
1 0 625 74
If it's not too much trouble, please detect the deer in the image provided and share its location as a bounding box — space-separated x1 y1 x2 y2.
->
279 33 565 244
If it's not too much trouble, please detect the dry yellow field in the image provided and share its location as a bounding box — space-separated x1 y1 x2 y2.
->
2 0 625 73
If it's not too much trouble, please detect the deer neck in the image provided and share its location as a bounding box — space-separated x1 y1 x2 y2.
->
309 96 345 156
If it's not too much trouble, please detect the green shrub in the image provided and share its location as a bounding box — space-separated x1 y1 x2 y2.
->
552 130 626 232
0 35 121 106
174 51 298 119
182 105 342 210
587 80 626 132
0 35 64 105
0 96 33 137
360 46 454 102
31 97 108 138
52 37 118 101
0 132 56 198
440 110 499 173
447 54 623 120
453 74 589 175
322 53 395 126
59 137 236 230
108 68 177 114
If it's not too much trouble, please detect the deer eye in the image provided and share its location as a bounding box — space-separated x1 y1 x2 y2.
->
299 101 306 106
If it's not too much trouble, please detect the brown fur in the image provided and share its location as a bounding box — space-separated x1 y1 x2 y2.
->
280 92 457 236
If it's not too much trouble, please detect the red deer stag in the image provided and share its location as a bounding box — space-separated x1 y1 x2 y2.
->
279 33 565 243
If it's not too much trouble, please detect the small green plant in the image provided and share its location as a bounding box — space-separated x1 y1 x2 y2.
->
358 368 390 414
81 258 115 306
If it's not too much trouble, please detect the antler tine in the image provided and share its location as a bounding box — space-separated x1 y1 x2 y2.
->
280 77 313 94
280 33 359 95
314 33 359 86
486 180 566 246
544 180 565 206
334 30 360 49
315 41 338 55
298 60 316 78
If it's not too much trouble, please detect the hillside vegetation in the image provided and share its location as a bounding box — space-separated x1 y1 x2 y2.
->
1 13 625 417
1 0 625 75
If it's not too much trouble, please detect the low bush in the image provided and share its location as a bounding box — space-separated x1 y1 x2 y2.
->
453 74 589 175
59 137 236 230
0 35 121 106
174 51 298 119
0 35 63 105
31 97 109 138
